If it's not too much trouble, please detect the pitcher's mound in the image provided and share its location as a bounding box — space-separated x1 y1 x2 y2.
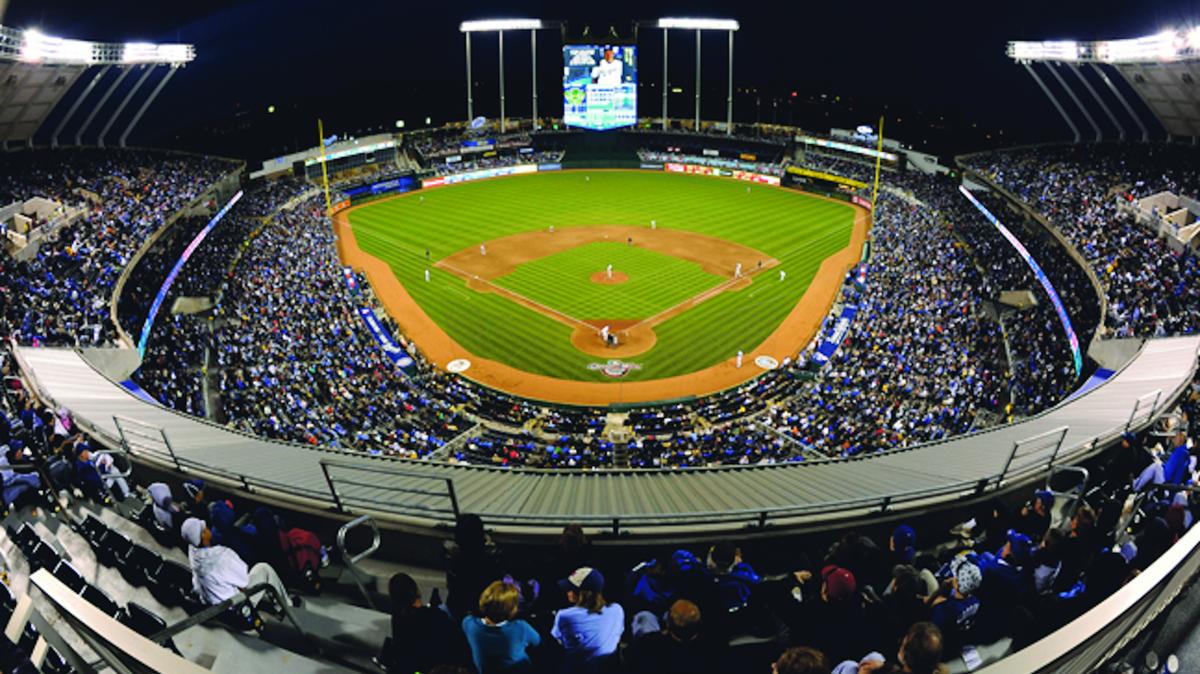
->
590 270 629 285
571 320 656 357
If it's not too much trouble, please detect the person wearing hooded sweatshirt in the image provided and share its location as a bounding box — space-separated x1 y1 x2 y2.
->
148 482 181 531
94 452 129 501
209 499 256 564
180 517 294 614
0 451 40 511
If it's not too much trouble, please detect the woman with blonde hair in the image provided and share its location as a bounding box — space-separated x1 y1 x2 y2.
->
462 580 540 673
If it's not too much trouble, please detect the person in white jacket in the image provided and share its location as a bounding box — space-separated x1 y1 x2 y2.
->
181 517 295 614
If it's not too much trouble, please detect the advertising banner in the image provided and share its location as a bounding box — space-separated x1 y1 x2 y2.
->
812 304 859 366
358 307 416 375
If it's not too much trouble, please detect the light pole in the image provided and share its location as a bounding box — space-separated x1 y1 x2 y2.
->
656 18 739 135
460 19 545 129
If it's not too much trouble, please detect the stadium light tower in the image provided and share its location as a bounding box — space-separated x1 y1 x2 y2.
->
656 18 739 134
0 25 194 148
460 19 546 132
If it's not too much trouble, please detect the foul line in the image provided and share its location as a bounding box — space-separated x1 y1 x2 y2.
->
436 260 592 330
619 261 779 336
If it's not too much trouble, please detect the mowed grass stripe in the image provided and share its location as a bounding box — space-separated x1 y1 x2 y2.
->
494 242 726 320
349 171 855 382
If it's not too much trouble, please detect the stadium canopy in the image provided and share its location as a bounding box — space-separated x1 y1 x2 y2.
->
1008 26 1200 141
0 24 195 148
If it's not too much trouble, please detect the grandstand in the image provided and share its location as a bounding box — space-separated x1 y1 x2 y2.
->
0 8 1198 674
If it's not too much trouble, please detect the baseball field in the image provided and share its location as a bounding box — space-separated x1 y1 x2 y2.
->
337 170 865 403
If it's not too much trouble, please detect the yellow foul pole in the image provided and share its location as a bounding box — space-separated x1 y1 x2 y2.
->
870 115 885 210
317 118 333 214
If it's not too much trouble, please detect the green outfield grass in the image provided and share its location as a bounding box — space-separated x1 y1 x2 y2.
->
494 242 725 320
349 170 855 383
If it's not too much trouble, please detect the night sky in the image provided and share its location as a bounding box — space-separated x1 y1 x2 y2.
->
5 1 1200 161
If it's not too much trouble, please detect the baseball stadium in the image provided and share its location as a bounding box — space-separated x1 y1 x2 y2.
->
0 3 1199 673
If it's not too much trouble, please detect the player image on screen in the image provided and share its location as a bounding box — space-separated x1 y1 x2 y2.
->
563 44 637 130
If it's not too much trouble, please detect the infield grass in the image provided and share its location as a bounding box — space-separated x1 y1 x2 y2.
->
494 242 725 320
349 170 855 383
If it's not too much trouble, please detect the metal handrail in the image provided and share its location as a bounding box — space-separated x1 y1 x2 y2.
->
336 515 382 609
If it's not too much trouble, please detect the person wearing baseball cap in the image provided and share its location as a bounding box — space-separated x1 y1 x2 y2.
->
927 556 982 652
551 566 624 672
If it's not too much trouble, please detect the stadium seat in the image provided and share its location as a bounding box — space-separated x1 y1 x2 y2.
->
42 648 74 674
30 541 61 572
50 560 85 594
117 545 162 588
97 531 133 570
76 516 109 549
80 585 122 620
120 603 182 655
149 559 195 609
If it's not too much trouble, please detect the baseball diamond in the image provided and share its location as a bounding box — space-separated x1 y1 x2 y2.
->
337 169 866 404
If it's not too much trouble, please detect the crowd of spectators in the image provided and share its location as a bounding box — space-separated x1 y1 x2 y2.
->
636 150 785 177
0 150 235 348
437 151 565 176
964 144 1200 338
369 388 1200 672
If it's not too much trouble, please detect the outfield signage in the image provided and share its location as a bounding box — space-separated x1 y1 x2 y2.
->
421 163 538 188
664 162 781 186
786 165 868 189
851 195 873 210
357 307 416 374
343 176 416 199
538 163 563 171
812 303 859 366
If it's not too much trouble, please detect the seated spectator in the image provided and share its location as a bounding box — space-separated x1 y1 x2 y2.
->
180 517 295 615
1161 431 1193 485
927 557 982 653
0 452 41 512
624 599 718 674
551 567 624 673
94 452 130 500
889 525 917 566
832 621 946 674
209 499 256 563
706 541 761 613
783 564 866 665
446 514 506 619
774 646 831 674
182 478 208 520
250 507 328 587
148 482 181 531
378 572 466 674
866 565 930 656
72 449 106 501
462 580 540 674
1014 490 1053 540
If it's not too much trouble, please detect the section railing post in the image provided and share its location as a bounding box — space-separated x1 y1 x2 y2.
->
445 477 460 519
999 440 1020 487
1047 427 1070 469
319 461 344 512
159 429 183 472
112 416 131 453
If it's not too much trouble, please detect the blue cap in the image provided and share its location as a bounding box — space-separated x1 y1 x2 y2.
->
1035 489 1055 508
559 567 604 593
1006 529 1034 564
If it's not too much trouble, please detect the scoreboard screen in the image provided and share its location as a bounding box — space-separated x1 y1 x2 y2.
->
562 44 636 130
